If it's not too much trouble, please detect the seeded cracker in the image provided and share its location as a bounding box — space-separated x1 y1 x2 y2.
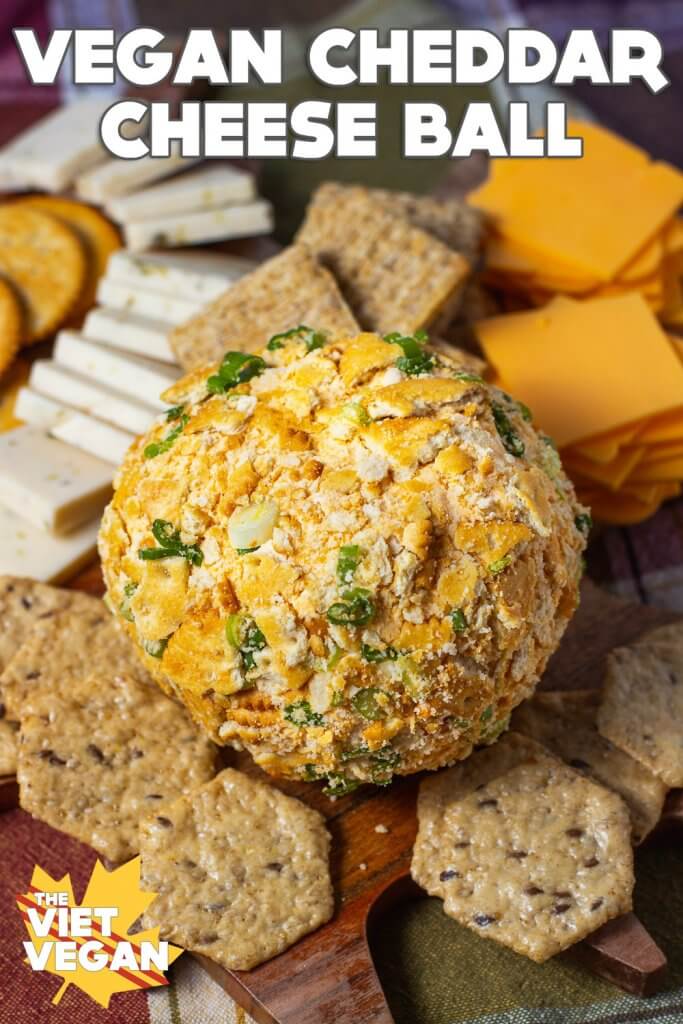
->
0 206 86 344
0 278 22 377
170 244 360 370
140 768 333 970
1 598 156 721
511 690 667 844
599 632 683 787
17 671 216 863
412 733 633 962
296 184 470 334
0 577 96 774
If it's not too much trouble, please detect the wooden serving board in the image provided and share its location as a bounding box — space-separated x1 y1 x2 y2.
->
52 567 681 1022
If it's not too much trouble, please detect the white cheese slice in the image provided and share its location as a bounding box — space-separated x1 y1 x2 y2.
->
123 199 273 252
104 249 255 303
15 388 135 466
83 307 176 364
0 99 145 192
75 143 200 202
29 360 157 435
96 279 204 325
106 163 256 222
53 332 180 411
0 426 113 535
0 503 100 584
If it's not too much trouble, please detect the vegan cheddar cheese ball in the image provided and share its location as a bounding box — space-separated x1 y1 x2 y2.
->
99 329 588 792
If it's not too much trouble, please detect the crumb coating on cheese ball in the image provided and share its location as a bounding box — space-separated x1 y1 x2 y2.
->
99 329 588 792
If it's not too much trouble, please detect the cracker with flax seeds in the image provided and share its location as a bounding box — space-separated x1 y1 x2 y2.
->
511 690 667 844
412 732 633 963
0 577 97 773
599 633 683 788
1 598 156 720
17 670 216 863
170 243 359 370
140 768 333 970
295 184 470 336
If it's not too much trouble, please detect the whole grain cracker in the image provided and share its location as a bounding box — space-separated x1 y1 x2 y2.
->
170 244 360 370
0 278 22 377
1 598 155 720
296 184 470 335
412 733 633 962
511 691 667 844
0 206 86 344
0 718 19 775
140 767 333 970
17 196 120 320
599 641 683 787
18 671 216 863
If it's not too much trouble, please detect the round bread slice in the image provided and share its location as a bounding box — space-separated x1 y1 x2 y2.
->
0 205 86 344
0 277 22 376
17 195 120 320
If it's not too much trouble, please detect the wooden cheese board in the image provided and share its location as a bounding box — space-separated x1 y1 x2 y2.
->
2 571 681 1022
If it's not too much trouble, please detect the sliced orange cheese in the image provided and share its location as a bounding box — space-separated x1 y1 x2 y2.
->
563 446 645 491
568 422 643 465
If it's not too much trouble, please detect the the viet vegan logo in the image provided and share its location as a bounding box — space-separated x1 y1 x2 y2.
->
16 857 183 1007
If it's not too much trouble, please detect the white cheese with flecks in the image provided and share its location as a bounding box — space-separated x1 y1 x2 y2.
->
0 502 100 584
75 144 200 201
96 279 205 326
30 360 156 435
123 199 273 252
82 307 176 364
14 387 70 431
0 426 113 535
106 163 256 221
15 388 134 466
53 332 179 411
104 249 255 303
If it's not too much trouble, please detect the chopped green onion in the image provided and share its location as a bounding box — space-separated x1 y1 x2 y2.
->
351 687 386 721
454 371 484 384
385 330 435 377
283 699 324 728
266 325 327 353
119 580 138 622
144 412 189 459
480 705 493 723
326 588 375 627
236 546 260 555
207 351 266 394
323 772 360 798
450 608 467 632
342 401 371 426
360 643 398 663
228 499 279 551
330 688 346 707
340 744 370 762
337 544 362 586
370 747 400 785
327 645 344 671
225 614 266 672
488 556 511 575
302 763 322 780
492 402 525 458
574 513 593 534
517 401 533 422
399 655 426 699
142 637 168 659
165 404 186 421
139 519 203 566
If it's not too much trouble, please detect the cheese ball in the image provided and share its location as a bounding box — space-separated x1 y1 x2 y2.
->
99 329 588 792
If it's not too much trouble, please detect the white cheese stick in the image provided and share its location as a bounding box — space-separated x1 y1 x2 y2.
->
30 360 157 435
105 249 255 303
0 502 100 584
76 144 200 202
83 307 176 364
53 332 180 411
0 99 144 192
15 388 135 466
0 426 112 535
106 163 256 222
123 199 273 252
96 279 205 325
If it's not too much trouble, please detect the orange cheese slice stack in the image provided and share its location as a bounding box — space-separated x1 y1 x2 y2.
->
469 121 683 326
476 293 683 524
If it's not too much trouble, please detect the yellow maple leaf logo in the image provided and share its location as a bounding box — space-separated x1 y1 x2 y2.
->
16 857 183 1008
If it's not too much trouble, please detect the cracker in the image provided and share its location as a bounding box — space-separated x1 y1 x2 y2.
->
170 244 360 370
412 733 633 962
0 718 19 775
1 598 154 720
140 768 333 970
511 691 667 843
17 196 120 320
17 671 216 863
0 277 22 377
296 184 470 335
0 206 86 344
599 641 683 787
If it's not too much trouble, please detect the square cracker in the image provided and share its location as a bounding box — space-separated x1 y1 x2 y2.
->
140 768 333 970
599 637 683 788
17 671 216 864
296 184 470 335
1 599 155 720
170 244 360 370
511 691 667 844
0 577 97 774
412 733 633 962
